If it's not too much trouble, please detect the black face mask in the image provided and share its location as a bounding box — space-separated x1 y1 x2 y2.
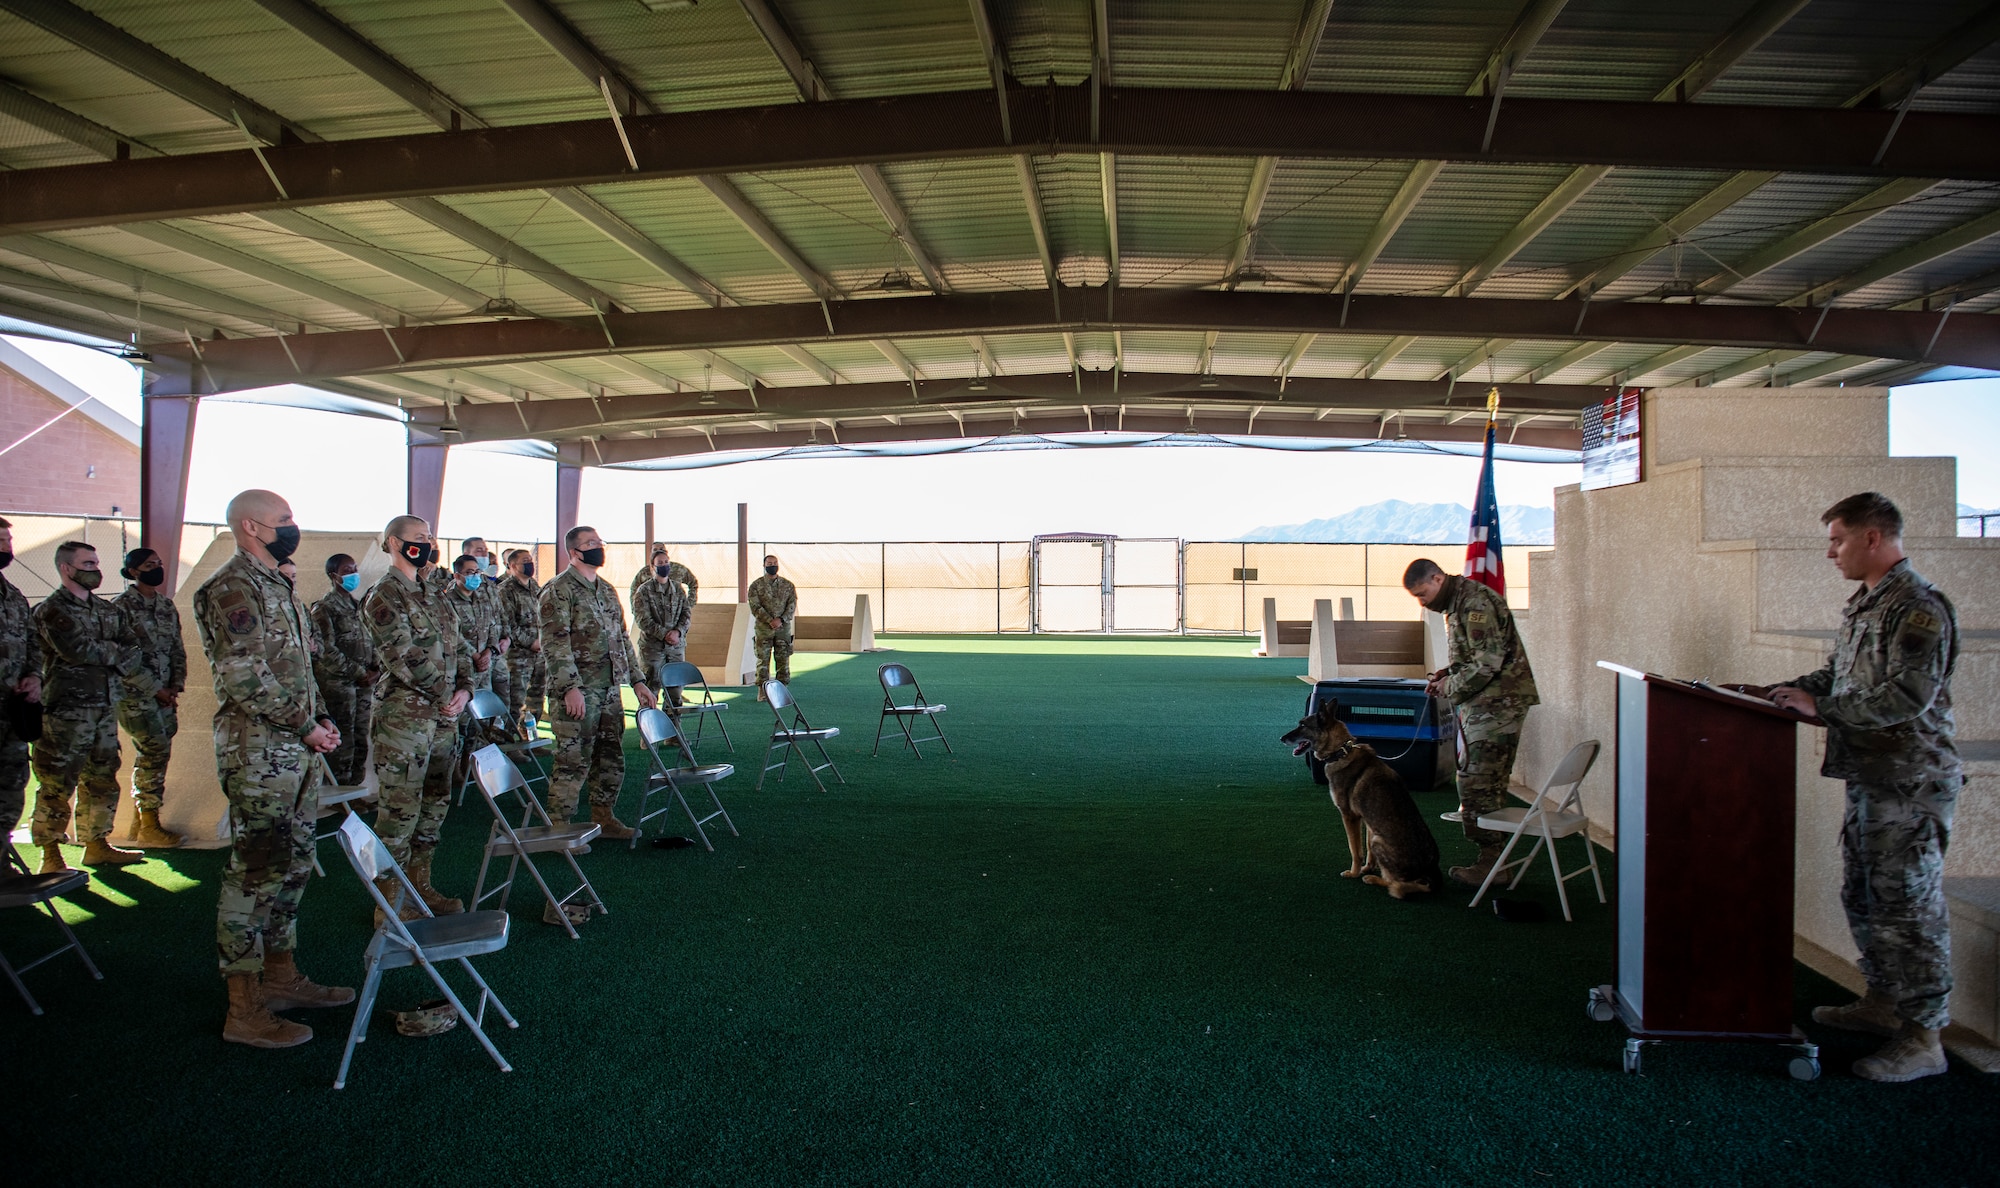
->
764 565 779 576
136 567 165 588
518 561 535 579
397 538 438 567
1421 580 1452 614
266 524 301 564
654 564 672 578
576 547 606 568
0 550 12 570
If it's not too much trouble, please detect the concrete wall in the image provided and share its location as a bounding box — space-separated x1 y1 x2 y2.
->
1514 385 1999 1037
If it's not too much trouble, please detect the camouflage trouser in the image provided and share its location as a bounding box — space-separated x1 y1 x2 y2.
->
641 641 687 706
1455 705 1526 849
0 721 28 841
755 626 793 684
319 683 373 788
214 714 320 976
30 702 120 846
114 696 178 812
506 650 546 723
1843 775 1960 1030
548 686 625 821
370 704 459 866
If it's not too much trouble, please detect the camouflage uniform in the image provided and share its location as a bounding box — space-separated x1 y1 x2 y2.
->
363 568 472 866
748 573 797 685
633 574 693 687
31 586 154 847
498 573 546 723
445 580 504 694
112 585 186 814
1435 575 1539 846
1788 559 1960 1030
192 550 325 977
540 567 643 821
310 586 374 786
630 560 698 605
0 570 42 841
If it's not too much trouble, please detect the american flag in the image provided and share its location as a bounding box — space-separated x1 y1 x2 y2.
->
1464 417 1505 595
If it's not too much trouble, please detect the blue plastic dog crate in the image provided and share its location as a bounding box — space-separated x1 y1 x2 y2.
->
1304 678 1453 792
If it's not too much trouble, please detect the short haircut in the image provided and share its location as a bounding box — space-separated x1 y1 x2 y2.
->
121 547 157 577
54 540 95 568
1402 558 1445 588
1823 492 1903 537
454 554 479 572
651 547 669 561
503 548 527 564
325 553 354 575
565 525 595 552
463 536 487 548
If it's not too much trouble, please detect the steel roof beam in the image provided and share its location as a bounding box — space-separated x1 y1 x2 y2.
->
1222 0 1336 285
967 3 1058 290
142 285 2000 394
1696 177 1941 295
1 234 328 328
406 369 1611 444
1786 207 2000 308
1700 349 1811 386
1451 0 1806 304
118 222 410 325
1521 339 1615 383
0 268 213 336
1602 343 1711 385
1093 1 1119 287
0 77 157 160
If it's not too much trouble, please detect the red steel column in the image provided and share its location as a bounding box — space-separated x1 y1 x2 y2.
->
407 433 448 529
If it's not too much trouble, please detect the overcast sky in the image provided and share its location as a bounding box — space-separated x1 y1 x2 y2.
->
9 334 1997 543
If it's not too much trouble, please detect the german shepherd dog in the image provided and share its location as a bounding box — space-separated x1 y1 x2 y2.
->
1281 700 1444 899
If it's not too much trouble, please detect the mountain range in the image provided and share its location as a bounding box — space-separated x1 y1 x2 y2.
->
1242 499 1555 544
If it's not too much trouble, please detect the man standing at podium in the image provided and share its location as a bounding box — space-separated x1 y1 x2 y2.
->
1761 493 1960 1084
1404 557 1539 888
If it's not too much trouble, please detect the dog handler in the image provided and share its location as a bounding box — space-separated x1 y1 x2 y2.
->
1747 493 1960 1084
1403 557 1538 888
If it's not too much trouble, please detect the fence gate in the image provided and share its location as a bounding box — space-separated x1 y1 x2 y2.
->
1030 535 1183 632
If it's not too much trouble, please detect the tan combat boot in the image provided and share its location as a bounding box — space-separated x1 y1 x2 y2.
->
371 874 423 928
1853 1024 1948 1083
81 837 145 867
130 809 183 848
38 843 67 874
260 950 356 1011
222 972 312 1048
590 803 635 841
1448 844 1506 888
406 849 463 915
1811 989 1899 1038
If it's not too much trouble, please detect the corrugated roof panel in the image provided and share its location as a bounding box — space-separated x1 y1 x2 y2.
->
0 12 247 154
1512 0 1768 101
1727 181 2000 305
1114 156 1260 288
1211 331 1303 377
1701 0 1984 107
747 0 994 98
1911 42 2000 114
993 0 1094 85
1484 167 1744 301
1250 158 1427 290
1030 155 1111 289
1311 0 1524 94
1118 330 1209 373
156 215 464 321
878 158 1049 294
1105 0 1307 90
29 224 372 331
574 177 817 308
725 168 908 294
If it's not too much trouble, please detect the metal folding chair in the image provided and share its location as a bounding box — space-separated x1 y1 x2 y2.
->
757 679 844 793
635 708 738 851
0 846 103 1016
1468 740 1606 921
331 813 518 1089
657 660 733 753
457 689 550 805
874 662 952 758
465 743 605 940
311 754 375 877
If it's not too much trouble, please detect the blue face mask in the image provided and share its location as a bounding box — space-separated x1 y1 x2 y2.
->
339 572 360 593
464 574 483 591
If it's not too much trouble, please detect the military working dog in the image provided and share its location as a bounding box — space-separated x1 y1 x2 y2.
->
1281 700 1444 899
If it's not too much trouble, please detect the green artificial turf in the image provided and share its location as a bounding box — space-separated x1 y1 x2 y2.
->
3 636 1994 1186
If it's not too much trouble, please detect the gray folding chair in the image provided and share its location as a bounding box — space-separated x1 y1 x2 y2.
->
311 754 375 877
874 662 952 758
332 813 518 1089
466 743 605 940
0 846 103 1016
635 708 738 851
457 689 550 805
657 660 733 753
1468 740 1606 921
757 679 844 793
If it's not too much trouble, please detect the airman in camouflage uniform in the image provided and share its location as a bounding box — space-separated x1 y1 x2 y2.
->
1763 493 1961 1083
498 550 545 725
364 517 473 916
630 549 698 605
460 538 511 710
748 555 797 688
193 489 352 1049
633 561 693 694
310 554 377 787
112 547 186 848
0 518 38 846
1405 560 1538 886
445 555 504 694
542 526 655 839
31 542 155 872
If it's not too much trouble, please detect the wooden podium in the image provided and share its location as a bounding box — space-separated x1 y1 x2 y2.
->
1588 662 1823 1080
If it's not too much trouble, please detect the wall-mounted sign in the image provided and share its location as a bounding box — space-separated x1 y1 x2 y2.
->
1581 387 1643 491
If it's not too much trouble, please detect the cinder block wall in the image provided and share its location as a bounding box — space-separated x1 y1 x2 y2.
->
0 362 138 517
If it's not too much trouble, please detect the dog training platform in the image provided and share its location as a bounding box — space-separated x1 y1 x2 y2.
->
1303 679 1451 793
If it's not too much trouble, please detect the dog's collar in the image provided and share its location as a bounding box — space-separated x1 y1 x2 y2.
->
1319 739 1360 762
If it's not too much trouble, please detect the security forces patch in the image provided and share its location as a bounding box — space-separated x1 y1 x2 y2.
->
226 607 256 635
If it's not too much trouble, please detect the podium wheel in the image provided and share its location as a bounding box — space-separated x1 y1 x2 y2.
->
1587 989 1616 1023
1621 1044 1642 1075
1788 1056 1821 1082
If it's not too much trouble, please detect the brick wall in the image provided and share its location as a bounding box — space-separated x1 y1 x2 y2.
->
0 361 140 517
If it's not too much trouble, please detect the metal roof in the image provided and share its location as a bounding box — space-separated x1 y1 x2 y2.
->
0 0 1995 462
